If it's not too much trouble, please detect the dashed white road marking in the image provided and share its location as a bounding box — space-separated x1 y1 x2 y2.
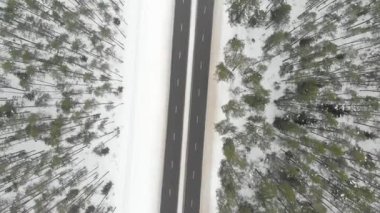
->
179 51 182 59
171 160 174 168
175 105 178 114
203 6 207 14
182 0 185 4
173 133 176 141
169 188 172 197
192 170 195 179
197 88 201 97
180 23 183 31
190 199 194 208
200 61 203 69
201 33 205 42
176 78 180 87
196 116 199 124
194 143 198 151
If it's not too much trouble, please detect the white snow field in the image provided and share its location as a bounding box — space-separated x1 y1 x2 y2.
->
120 0 175 212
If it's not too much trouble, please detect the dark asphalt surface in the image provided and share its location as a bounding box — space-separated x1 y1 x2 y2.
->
183 0 215 212
160 0 192 212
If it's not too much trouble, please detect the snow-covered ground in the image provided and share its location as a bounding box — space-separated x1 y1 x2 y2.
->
120 0 175 212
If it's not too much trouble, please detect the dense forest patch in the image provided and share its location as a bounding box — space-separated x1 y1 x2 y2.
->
0 0 125 212
217 0 380 212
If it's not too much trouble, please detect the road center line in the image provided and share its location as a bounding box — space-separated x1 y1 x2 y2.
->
194 143 197 151
174 105 178 114
169 188 172 197
196 116 199 124
203 6 207 14
180 23 183 31
179 51 182 59
173 133 176 141
200 61 203 70
192 170 195 179
197 88 201 97
171 160 174 168
201 33 205 42
176 78 180 86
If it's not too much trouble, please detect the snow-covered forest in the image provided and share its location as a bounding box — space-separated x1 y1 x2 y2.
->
0 0 125 212
216 0 380 212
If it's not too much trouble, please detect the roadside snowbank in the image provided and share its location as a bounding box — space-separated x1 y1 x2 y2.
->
200 0 233 212
121 0 175 212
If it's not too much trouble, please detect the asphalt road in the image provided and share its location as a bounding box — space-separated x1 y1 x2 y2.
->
183 0 215 212
160 0 192 212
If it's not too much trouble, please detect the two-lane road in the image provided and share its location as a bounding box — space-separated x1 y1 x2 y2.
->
160 0 192 212
183 0 215 212
160 0 214 212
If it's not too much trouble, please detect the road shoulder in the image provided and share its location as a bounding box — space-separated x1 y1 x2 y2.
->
199 0 225 212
